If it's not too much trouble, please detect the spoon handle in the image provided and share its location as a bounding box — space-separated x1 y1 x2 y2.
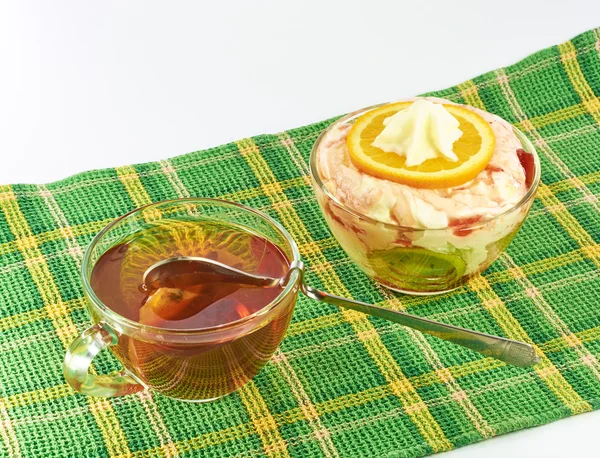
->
302 285 539 367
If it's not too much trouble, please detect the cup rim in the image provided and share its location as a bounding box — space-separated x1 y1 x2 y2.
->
81 197 302 336
309 102 541 233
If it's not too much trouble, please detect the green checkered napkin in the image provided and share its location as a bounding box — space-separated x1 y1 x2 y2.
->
2 27 600 458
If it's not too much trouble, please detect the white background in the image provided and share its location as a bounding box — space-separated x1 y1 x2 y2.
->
1 1 600 456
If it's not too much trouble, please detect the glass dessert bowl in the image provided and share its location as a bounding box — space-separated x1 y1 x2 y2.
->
310 98 540 295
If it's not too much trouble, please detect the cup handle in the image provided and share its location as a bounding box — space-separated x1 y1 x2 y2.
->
64 323 145 397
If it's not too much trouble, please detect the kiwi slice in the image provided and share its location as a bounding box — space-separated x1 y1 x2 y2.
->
368 246 467 292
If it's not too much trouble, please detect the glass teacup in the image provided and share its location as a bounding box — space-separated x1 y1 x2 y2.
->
64 198 301 402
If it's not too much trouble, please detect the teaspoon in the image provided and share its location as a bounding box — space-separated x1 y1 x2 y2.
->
143 256 540 367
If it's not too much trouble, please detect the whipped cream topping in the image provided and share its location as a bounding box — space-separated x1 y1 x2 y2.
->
372 99 462 167
317 97 528 230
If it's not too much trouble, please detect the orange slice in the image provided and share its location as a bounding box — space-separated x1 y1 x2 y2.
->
347 101 496 189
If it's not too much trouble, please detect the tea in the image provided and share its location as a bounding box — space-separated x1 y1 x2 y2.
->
90 219 294 400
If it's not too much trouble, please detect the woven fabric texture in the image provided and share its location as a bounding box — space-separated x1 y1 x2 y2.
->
3 28 600 458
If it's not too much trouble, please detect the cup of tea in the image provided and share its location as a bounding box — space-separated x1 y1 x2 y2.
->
64 198 302 402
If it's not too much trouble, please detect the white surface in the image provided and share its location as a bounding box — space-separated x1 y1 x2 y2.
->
1 0 599 456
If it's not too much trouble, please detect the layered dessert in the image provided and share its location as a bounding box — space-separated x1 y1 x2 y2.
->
311 98 539 294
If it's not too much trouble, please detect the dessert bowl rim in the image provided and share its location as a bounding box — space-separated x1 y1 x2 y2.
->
309 101 541 234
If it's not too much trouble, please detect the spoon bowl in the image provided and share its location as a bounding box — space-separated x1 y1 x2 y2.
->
143 256 282 289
